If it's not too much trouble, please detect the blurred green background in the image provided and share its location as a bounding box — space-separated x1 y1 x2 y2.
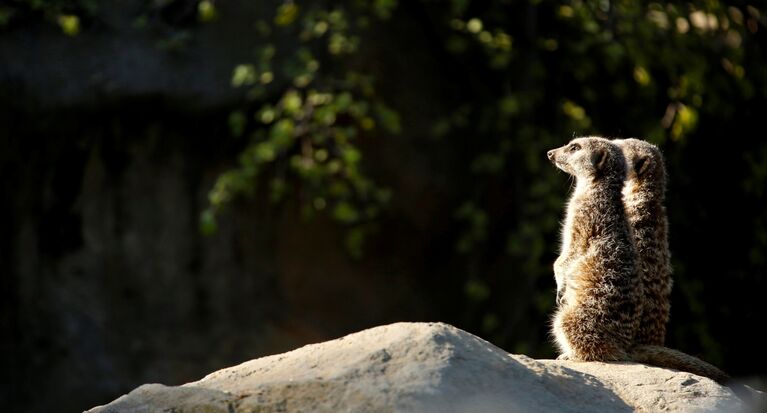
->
1 0 766 411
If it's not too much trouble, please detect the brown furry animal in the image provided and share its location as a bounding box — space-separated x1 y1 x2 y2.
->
613 138 672 346
548 137 641 361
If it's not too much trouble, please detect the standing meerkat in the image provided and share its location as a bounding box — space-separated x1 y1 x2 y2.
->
548 136 641 361
613 138 672 346
547 137 732 385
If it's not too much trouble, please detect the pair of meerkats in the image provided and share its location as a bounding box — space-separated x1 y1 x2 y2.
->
547 137 729 383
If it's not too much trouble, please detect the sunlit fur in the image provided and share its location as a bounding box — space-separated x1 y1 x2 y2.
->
613 138 672 346
548 137 640 361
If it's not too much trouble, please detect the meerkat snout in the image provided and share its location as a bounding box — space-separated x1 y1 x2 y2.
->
547 150 555 161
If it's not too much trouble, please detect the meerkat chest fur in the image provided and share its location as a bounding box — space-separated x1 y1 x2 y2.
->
556 180 591 298
566 179 635 296
547 137 642 361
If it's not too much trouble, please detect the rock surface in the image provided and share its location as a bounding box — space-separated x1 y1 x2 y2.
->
87 322 751 413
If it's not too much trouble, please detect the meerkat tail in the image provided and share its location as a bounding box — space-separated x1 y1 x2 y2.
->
630 345 767 402
632 346 758 405
630 345 729 383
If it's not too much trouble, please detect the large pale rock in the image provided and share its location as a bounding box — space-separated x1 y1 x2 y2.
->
87 322 752 413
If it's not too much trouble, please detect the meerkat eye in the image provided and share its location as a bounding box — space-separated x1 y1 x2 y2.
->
568 143 581 152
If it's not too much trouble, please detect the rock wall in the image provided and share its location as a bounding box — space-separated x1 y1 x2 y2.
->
0 108 434 412
0 0 283 109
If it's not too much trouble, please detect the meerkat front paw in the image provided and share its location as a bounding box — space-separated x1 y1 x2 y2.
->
556 353 571 361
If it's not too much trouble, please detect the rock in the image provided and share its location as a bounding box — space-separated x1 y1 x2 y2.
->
86 322 752 413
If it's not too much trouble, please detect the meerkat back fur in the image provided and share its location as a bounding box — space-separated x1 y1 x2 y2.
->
548 137 641 361
614 139 734 387
613 138 672 346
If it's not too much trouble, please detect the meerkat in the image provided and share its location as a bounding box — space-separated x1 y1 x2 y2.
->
613 138 672 346
548 136 641 361
611 139 737 386
547 137 733 386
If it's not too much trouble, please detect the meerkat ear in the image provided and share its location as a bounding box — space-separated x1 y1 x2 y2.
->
591 148 608 171
634 156 650 176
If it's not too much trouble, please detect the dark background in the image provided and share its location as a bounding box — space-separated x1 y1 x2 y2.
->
1 1 766 412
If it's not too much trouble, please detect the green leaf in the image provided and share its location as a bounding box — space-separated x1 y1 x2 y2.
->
275 3 299 26
335 92 353 111
231 64 256 87
57 14 80 36
282 90 303 115
345 227 365 258
254 142 276 162
0 7 16 26
228 111 246 138
465 279 490 301
372 0 398 19
375 104 401 134
314 106 337 126
197 0 217 22
270 119 295 147
342 147 361 164
200 209 218 236
498 96 519 115
333 201 359 223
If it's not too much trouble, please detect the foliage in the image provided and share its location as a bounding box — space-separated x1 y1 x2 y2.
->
0 0 219 36
203 1 399 258
0 0 96 34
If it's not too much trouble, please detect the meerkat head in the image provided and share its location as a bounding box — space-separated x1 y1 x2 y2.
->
613 138 667 194
547 137 626 182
